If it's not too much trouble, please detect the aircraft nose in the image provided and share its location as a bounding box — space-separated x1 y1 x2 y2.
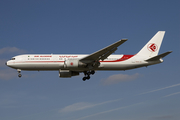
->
5 61 9 66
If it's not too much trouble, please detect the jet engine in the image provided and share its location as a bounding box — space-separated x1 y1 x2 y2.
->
64 59 86 68
59 70 79 78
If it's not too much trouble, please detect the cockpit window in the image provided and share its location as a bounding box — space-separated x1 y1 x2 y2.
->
11 58 15 60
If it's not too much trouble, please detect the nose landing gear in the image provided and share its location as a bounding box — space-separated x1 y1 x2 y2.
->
17 69 22 78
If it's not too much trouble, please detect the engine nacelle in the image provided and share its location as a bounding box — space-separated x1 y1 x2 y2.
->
59 70 79 78
64 59 86 68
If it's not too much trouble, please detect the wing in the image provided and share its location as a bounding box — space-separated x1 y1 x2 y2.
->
79 39 127 65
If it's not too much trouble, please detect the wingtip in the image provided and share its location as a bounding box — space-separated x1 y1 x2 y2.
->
158 31 166 33
121 39 128 41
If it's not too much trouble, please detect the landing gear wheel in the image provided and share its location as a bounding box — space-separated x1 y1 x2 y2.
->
83 77 86 81
90 70 95 75
18 74 22 78
86 76 90 80
17 69 22 78
82 71 95 81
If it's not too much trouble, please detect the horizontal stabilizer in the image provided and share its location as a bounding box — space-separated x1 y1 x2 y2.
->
145 51 172 61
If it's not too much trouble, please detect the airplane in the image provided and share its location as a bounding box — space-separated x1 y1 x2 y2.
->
6 31 172 81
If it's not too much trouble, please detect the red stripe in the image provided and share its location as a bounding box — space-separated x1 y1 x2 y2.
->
100 55 134 62
14 61 64 63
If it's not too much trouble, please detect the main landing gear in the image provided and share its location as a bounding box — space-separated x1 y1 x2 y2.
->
17 69 22 78
82 70 95 81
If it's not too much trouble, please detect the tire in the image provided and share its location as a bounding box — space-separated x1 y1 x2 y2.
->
82 77 86 81
18 74 22 78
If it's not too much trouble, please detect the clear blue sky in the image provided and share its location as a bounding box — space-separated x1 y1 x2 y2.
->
0 0 180 120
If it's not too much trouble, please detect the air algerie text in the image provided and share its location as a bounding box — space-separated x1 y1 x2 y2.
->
59 56 78 58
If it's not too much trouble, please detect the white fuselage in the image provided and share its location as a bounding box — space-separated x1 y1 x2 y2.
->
6 54 161 72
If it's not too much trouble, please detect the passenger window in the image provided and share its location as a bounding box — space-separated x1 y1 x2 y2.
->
11 58 15 60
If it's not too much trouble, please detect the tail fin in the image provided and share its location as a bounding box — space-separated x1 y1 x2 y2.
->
137 31 165 58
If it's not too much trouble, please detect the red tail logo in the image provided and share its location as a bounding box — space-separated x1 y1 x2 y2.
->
148 43 158 52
